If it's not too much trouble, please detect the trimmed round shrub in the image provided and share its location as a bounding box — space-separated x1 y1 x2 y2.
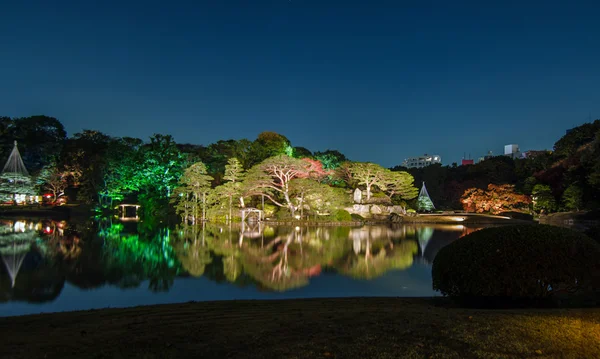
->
432 225 600 302
331 209 352 222
350 213 365 222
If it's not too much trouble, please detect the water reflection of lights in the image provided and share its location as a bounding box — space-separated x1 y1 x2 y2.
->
14 221 26 232
452 217 466 222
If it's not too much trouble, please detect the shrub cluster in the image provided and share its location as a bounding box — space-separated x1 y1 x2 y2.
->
432 225 600 304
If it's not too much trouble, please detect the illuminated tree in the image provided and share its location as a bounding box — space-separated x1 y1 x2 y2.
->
314 150 347 170
219 157 245 221
562 184 583 211
382 170 419 202
417 182 436 212
532 184 557 213
174 162 213 223
347 162 388 201
38 164 68 202
242 155 315 216
247 132 291 167
138 134 187 199
289 179 350 219
461 184 531 214
101 138 144 204
297 158 330 182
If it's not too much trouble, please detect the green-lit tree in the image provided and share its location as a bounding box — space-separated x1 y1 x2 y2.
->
532 184 557 213
174 162 213 223
382 170 419 203
101 137 144 205
138 134 187 199
210 157 245 222
314 150 347 170
417 182 435 212
562 184 583 211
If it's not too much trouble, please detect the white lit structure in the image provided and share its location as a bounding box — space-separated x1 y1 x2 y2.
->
402 154 442 169
504 144 521 159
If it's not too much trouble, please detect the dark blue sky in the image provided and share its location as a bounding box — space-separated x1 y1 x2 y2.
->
1 1 599 166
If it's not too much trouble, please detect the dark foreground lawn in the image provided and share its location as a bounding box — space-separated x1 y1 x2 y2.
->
0 298 598 359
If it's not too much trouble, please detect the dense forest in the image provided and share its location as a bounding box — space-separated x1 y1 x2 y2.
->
0 115 598 220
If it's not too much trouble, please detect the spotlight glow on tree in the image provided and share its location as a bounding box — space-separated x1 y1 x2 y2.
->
417 182 435 212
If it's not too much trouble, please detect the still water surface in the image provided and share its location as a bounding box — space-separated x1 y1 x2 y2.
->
0 218 489 317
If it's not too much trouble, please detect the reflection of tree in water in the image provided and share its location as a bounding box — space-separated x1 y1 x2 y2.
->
0 220 65 303
339 237 418 279
212 226 351 291
100 221 180 292
241 231 311 291
172 225 212 277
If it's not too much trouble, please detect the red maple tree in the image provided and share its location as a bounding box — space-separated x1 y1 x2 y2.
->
461 184 531 214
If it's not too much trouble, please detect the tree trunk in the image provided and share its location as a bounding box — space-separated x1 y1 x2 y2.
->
284 190 295 216
366 184 372 201
202 192 206 222
229 195 233 224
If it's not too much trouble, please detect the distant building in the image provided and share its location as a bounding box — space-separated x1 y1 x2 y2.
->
402 154 441 169
461 159 474 166
478 150 494 162
504 144 521 159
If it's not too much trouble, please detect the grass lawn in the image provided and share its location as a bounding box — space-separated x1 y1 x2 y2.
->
0 298 598 359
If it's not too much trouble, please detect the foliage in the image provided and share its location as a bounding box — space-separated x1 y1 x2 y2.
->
173 237 212 277
0 115 67 173
0 172 35 199
4 114 599 216
247 131 291 167
38 164 68 201
532 184 556 213
432 225 600 303
347 162 388 201
242 155 313 215
461 184 531 214
562 184 583 211
383 170 419 201
554 120 600 159
138 134 187 199
60 130 113 204
417 192 435 212
314 150 347 170
331 209 352 222
100 224 181 292
173 161 213 223
340 239 418 279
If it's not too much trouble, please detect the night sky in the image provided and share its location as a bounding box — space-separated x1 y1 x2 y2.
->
1 1 599 167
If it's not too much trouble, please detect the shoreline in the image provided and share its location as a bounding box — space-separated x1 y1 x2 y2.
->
0 206 535 226
1 297 598 358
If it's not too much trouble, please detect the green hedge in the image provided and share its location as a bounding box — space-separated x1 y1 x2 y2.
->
331 209 352 222
432 225 600 305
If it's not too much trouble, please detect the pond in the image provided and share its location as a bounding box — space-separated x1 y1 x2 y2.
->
0 218 491 317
